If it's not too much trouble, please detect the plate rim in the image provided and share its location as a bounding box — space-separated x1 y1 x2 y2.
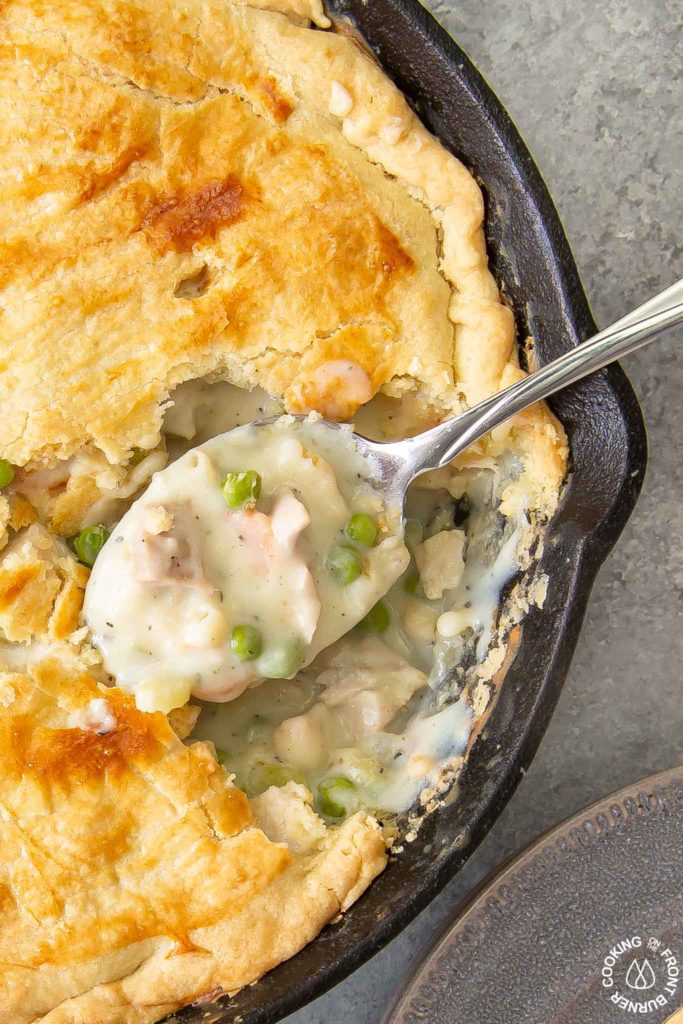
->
383 764 683 1024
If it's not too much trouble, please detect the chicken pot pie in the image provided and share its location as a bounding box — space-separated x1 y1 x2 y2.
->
0 0 567 1020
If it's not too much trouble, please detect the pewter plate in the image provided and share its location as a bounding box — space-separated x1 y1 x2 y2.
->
385 767 683 1024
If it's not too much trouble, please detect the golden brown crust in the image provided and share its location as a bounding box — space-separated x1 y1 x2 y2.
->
0 651 385 1024
0 0 565 516
37 814 384 1024
0 525 88 643
0 0 449 465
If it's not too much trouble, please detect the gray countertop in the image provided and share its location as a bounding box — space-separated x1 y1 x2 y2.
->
288 2 682 1022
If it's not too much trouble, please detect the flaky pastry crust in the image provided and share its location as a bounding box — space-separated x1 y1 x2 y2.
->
0 0 565 513
0 524 88 643
0 651 386 1024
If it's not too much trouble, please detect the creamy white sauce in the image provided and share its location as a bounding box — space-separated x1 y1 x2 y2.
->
181 388 525 816
85 418 408 707
164 380 282 453
77 380 529 818
197 636 473 815
66 697 116 734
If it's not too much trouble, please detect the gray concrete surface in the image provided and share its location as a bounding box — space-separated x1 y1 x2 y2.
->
287 2 683 1022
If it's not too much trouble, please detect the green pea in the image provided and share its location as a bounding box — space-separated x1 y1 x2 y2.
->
0 459 14 489
215 748 230 765
73 524 110 567
359 600 390 634
247 762 300 796
230 624 262 661
318 776 357 818
259 639 305 679
345 513 378 546
404 519 424 548
222 470 262 509
327 543 362 585
403 568 421 594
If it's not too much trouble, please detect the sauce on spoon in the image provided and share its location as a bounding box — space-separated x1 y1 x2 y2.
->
85 417 409 712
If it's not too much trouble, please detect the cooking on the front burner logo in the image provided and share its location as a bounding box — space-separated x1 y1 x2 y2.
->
602 935 679 1015
625 958 657 991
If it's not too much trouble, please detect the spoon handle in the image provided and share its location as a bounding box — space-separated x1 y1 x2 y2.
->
422 277 683 472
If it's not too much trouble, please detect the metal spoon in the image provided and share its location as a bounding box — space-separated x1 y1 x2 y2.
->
323 277 683 508
243 279 681 513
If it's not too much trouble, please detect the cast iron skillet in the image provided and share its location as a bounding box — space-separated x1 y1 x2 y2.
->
165 2 647 1021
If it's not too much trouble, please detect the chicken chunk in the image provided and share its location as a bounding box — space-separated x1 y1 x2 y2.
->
318 637 425 737
228 489 320 643
134 505 206 587
251 781 326 853
414 529 466 600
273 638 427 772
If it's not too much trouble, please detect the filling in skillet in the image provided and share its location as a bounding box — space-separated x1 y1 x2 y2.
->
67 378 538 820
